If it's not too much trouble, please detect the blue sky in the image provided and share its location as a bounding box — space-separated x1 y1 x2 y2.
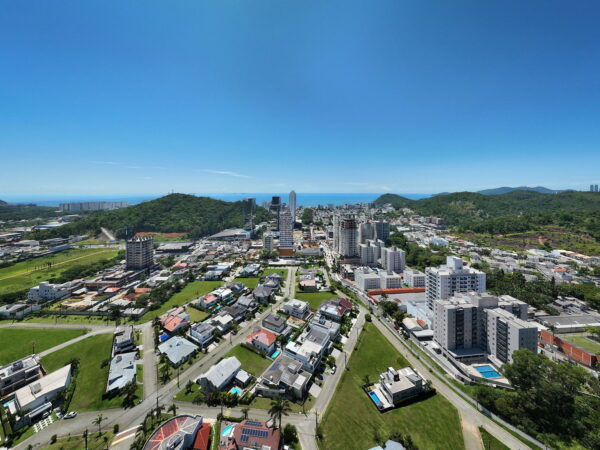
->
1 0 599 195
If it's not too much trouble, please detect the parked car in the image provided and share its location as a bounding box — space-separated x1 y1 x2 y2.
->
64 411 77 419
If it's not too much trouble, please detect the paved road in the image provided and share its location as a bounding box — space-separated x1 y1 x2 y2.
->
140 322 158 399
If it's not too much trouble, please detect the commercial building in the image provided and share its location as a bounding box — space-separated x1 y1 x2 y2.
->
28 281 78 302
126 236 154 270
426 256 486 310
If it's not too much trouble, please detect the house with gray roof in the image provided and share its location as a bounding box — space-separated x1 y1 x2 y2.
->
262 313 291 337
187 322 215 349
236 295 257 313
197 356 241 392
158 336 198 367
256 355 311 400
106 352 137 393
253 285 274 303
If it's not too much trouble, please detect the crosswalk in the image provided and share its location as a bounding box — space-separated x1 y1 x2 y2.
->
33 415 54 433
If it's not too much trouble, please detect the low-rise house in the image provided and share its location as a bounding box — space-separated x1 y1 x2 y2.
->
253 285 274 304
245 328 277 355
263 278 280 291
309 314 341 341
236 295 258 313
283 328 329 373
160 307 190 334
220 420 281 450
195 294 219 310
227 282 247 295
299 278 318 292
239 263 261 277
369 366 427 410
283 299 310 319
0 303 41 319
197 356 241 392
222 304 247 323
158 336 198 367
0 355 42 397
318 298 353 322
209 313 235 334
113 325 136 355
187 322 216 349
256 355 311 400
106 352 137 393
262 313 290 336
212 287 233 302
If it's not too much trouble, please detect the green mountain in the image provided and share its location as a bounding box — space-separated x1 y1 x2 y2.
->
476 186 560 195
0 203 59 221
30 193 271 239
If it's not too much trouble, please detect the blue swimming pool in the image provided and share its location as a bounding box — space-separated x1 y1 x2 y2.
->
221 424 235 436
229 387 243 396
368 391 383 408
475 365 501 379
271 350 280 358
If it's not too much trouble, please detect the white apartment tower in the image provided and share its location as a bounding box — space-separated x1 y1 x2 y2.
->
426 256 486 310
381 246 406 273
263 232 275 252
289 191 297 224
278 207 294 250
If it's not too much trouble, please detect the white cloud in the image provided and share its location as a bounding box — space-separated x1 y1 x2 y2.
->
203 169 253 179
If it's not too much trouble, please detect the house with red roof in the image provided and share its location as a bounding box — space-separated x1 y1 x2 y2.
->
245 328 277 355
160 307 190 333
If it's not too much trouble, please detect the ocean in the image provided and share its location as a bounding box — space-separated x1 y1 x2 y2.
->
2 192 430 207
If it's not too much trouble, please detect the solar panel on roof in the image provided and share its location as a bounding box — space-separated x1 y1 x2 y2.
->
245 420 262 427
241 435 249 442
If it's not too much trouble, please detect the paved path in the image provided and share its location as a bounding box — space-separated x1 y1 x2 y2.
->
140 322 158 399
37 328 114 358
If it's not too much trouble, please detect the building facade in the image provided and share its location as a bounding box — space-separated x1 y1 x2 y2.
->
126 236 154 270
426 256 486 310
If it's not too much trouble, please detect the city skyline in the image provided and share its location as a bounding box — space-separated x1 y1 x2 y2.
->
2 1 600 195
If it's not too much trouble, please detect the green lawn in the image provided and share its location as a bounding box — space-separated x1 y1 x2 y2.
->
560 334 600 354
294 291 337 310
479 427 510 450
40 431 114 450
188 308 210 323
263 268 288 281
0 328 87 365
233 277 260 289
174 380 202 402
250 395 316 413
41 333 127 411
136 364 145 400
319 323 464 450
136 280 223 323
224 345 271 377
0 248 119 295
1 314 119 326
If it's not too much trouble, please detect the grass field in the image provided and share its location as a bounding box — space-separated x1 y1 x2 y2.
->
559 334 600 353
294 291 337 310
0 248 119 295
319 322 464 450
224 345 271 377
41 333 126 411
0 328 87 365
233 277 260 289
1 314 120 326
136 280 223 323
263 268 288 281
479 427 510 450
40 431 114 449
187 308 210 323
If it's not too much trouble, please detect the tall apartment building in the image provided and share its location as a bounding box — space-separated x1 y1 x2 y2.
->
375 220 391 241
289 191 297 224
243 197 256 229
59 201 128 211
426 256 486 310
126 236 154 270
433 292 535 364
404 268 426 287
381 246 406 273
336 215 359 258
358 222 376 244
278 207 294 256
358 239 384 266
263 232 275 252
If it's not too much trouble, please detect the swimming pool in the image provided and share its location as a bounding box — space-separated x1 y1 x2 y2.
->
229 387 243 396
368 391 383 408
271 350 280 358
221 424 235 436
475 365 501 379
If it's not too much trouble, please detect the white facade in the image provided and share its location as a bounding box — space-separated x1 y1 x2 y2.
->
426 256 486 310
278 207 294 249
28 281 73 302
486 308 538 364
354 268 381 290
404 269 426 287
263 232 275 252
381 246 406 273
289 190 297 224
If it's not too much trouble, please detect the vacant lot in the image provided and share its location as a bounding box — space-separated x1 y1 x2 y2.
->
294 291 337 310
0 328 87 365
224 345 271 377
41 333 126 411
263 268 288 282
0 248 119 295
136 280 222 323
319 323 464 450
233 277 260 290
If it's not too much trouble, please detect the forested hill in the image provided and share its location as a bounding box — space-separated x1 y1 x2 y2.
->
375 190 600 240
30 193 271 239
0 202 60 220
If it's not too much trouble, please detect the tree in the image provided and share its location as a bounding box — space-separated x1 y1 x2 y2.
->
241 407 249 420
168 403 178 416
92 414 105 435
185 379 193 394
83 429 89 450
160 363 172 383
282 424 298 444
585 325 600 340
268 397 292 429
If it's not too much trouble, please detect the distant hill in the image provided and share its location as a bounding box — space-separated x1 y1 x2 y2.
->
0 200 7 206
29 193 271 239
476 186 560 195
0 202 59 221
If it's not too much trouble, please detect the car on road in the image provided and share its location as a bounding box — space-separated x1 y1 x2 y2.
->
64 411 77 419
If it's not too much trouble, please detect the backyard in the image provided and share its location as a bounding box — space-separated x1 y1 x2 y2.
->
136 280 223 323
0 248 120 295
41 333 128 411
319 322 464 450
0 328 87 365
294 291 337 310
224 345 272 377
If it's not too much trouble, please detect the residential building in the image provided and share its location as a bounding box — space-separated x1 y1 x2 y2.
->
486 308 538 364
369 366 426 410
375 220 391 241
359 239 384 266
262 313 290 336
187 322 216 349
355 267 381 290
283 299 310 319
359 222 376 244
253 285 274 304
336 215 359 258
404 268 426 288
239 263 261 278
59 201 128 211
245 328 277 355
143 415 207 450
380 271 403 289
158 336 197 367
220 420 282 450
381 247 406 273
236 295 258 313
256 355 311 400
309 314 341 340
0 355 42 397
318 297 353 322
160 307 190 334
197 356 241 392
113 326 135 355
426 256 486 310
209 313 235 334
106 352 136 393
284 328 329 372
289 190 297 223
126 236 154 270
263 232 275 252
278 207 294 257
9 365 71 417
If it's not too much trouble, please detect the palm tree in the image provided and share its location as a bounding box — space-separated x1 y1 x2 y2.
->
160 363 171 383
269 398 292 429
168 403 178 416
92 414 105 435
83 429 89 450
155 403 165 420
241 407 249 420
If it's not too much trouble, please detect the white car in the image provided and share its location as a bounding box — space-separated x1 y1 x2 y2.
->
64 411 77 419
